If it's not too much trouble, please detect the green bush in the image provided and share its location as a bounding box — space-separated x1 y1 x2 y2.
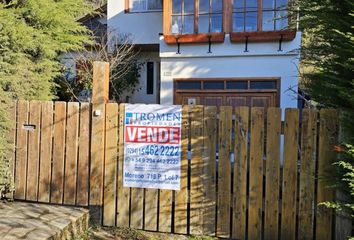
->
0 0 92 197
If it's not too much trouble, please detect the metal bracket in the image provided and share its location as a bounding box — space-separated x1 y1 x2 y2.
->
207 35 212 53
278 34 284 52
176 37 181 54
23 124 36 131
244 36 249 52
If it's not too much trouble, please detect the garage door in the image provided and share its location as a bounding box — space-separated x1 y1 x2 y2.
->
174 78 280 108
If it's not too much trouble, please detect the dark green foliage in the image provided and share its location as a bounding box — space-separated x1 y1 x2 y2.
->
0 0 92 196
299 0 354 130
297 0 354 220
56 32 142 102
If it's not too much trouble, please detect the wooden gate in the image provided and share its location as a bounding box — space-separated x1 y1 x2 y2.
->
8 99 341 239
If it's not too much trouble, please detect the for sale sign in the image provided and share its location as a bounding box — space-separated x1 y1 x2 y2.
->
123 104 182 190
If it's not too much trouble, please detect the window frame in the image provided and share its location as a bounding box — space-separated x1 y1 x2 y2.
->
171 0 196 34
198 0 224 34
231 0 290 33
170 0 225 35
163 0 296 44
125 0 163 13
164 0 226 44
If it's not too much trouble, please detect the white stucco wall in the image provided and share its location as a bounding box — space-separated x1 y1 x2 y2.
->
107 1 162 44
122 52 160 104
159 33 302 110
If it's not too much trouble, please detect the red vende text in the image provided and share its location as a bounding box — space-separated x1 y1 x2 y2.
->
125 126 180 144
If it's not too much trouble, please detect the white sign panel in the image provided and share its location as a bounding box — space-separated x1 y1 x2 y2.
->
123 104 182 190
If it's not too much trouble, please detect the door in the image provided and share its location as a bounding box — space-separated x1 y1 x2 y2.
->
174 78 280 108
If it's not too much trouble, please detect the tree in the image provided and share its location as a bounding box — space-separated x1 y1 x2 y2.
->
0 0 92 196
57 31 141 102
297 0 354 228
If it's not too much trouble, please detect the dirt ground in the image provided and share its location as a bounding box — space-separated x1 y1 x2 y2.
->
82 226 216 240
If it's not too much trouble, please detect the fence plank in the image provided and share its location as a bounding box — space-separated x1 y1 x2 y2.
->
103 103 118 226
248 107 264 240
281 109 299 240
131 186 144 229
63 102 79 205
144 188 158 231
316 109 338 240
15 100 29 200
298 109 317 240
190 105 204 235
117 104 130 227
159 189 172 232
264 108 281 240
26 100 41 201
77 103 90 206
217 106 232 238
203 106 217 236
232 106 249 239
51 102 67 204
7 101 17 200
38 101 53 202
174 105 189 234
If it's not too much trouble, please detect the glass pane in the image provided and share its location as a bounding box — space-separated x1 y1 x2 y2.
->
276 0 287 9
233 0 244 11
171 16 182 34
211 14 222 32
183 15 194 34
275 10 288 30
245 12 257 31
262 11 275 31
172 0 182 14
199 15 210 33
204 81 224 90
250 81 277 89
184 0 194 14
233 12 244 32
226 81 248 89
177 81 201 90
212 0 222 13
246 0 257 11
130 0 146 11
263 0 275 10
148 0 162 10
199 0 210 13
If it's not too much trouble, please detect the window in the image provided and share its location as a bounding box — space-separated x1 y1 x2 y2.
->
204 81 224 89
176 81 202 90
250 80 277 89
171 0 223 34
146 62 154 95
226 81 248 89
129 0 162 12
171 0 195 34
262 0 288 31
199 0 223 33
233 0 258 32
232 0 288 32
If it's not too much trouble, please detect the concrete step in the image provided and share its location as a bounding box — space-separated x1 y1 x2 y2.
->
0 201 89 240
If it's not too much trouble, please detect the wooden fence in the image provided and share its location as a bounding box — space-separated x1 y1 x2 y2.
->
9 100 340 239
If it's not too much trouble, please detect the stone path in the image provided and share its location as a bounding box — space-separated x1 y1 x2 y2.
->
0 201 89 240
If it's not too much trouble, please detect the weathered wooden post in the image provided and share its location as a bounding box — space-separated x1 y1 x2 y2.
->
90 61 110 223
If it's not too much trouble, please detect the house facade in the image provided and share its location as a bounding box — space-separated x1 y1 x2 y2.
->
108 0 301 109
